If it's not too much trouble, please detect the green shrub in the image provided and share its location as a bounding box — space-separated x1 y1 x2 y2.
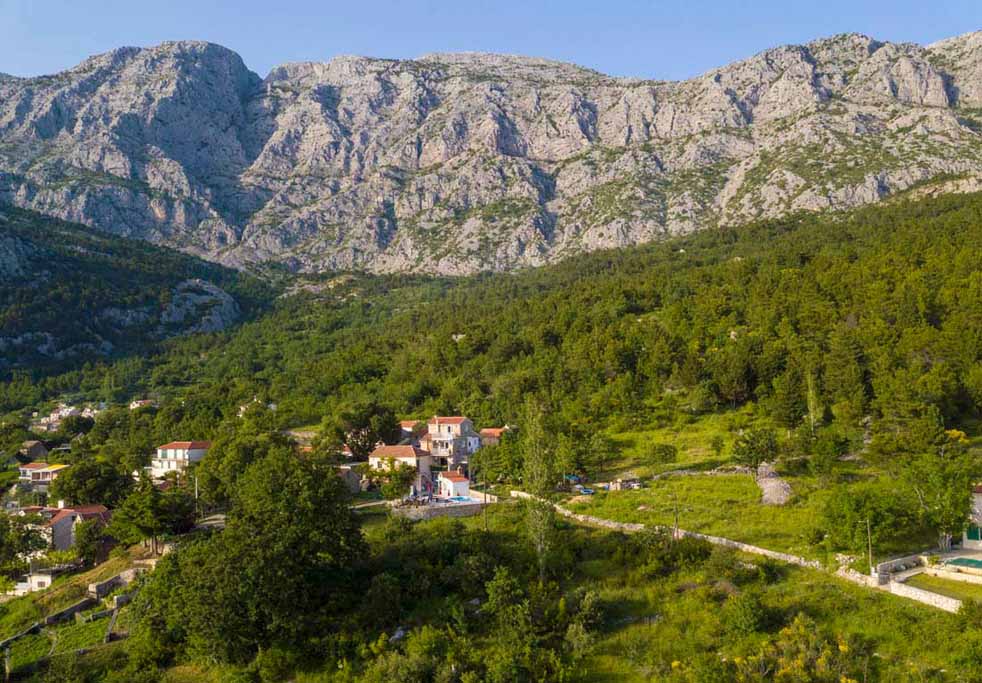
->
647 443 678 465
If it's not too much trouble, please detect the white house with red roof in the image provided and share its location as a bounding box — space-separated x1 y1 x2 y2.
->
369 444 434 494
152 441 211 479
479 427 509 447
420 416 481 468
438 471 470 498
15 503 111 551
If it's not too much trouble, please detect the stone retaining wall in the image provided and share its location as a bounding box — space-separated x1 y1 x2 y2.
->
925 567 982 585
392 501 487 521
43 598 96 626
875 553 926 575
0 623 40 650
510 490 968 613
87 568 140 599
889 581 962 613
509 491 819 568
650 466 752 481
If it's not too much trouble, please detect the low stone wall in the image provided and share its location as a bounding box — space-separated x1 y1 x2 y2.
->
650 466 752 481
392 501 488 521
835 567 878 587
87 568 140 600
511 490 971 614
510 491 819 568
889 581 962 613
925 567 982 585
469 491 499 503
43 597 96 625
0 623 41 650
679 530 822 569
875 553 926 575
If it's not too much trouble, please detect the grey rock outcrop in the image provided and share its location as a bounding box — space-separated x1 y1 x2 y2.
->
158 279 240 335
2 32 982 275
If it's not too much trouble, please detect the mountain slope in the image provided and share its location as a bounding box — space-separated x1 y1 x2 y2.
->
1 33 982 274
0 204 266 375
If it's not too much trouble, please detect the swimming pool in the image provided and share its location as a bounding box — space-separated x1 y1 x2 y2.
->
946 557 982 569
448 496 472 502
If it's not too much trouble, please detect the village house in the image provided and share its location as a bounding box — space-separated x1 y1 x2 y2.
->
369 444 433 495
400 420 421 443
964 484 982 549
336 464 362 494
479 427 508 447
14 503 111 551
18 462 69 489
419 416 481 468
128 399 156 410
19 440 49 461
151 441 211 479
11 565 72 596
29 403 103 433
438 471 470 498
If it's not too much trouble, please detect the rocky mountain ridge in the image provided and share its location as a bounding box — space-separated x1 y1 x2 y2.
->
1 31 982 274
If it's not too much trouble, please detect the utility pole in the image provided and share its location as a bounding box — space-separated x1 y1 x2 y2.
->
672 491 680 542
866 517 874 575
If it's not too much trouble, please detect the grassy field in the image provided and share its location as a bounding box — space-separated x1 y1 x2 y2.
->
600 404 776 477
76 500 970 681
566 473 830 560
906 573 982 603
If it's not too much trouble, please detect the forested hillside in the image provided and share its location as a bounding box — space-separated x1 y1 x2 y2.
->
0 205 270 376
8 191 982 442
4 192 982 681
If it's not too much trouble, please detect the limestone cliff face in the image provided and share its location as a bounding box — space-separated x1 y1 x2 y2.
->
2 32 982 275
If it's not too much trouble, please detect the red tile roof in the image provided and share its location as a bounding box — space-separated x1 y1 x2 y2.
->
480 428 506 438
429 416 468 426
43 504 110 527
440 471 468 482
400 420 420 429
20 463 48 470
157 441 211 451
370 445 430 460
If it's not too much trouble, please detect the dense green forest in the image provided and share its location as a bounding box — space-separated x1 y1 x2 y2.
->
7 191 982 441
0 205 270 375
4 192 982 681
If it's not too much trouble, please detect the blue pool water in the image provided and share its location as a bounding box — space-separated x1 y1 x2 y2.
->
448 496 471 502
947 557 982 569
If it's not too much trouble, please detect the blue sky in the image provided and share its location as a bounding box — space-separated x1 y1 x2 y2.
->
1 0 980 80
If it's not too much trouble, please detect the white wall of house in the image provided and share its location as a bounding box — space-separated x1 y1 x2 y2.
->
964 492 982 549
369 454 434 494
151 446 208 478
49 515 75 551
439 476 469 498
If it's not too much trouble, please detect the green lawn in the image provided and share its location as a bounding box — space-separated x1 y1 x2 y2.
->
906 573 982 603
566 473 830 560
